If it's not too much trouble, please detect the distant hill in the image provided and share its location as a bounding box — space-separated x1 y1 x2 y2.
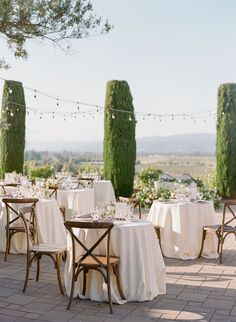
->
26 133 216 155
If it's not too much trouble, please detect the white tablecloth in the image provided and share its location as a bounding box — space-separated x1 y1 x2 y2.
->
64 220 166 303
0 198 67 254
147 200 218 260
93 180 116 205
57 189 94 220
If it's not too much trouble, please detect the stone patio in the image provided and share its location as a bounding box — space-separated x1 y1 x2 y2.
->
0 210 236 321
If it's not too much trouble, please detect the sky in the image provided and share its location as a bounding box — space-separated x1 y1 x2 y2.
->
0 0 236 142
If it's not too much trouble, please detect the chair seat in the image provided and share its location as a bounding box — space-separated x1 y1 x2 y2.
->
203 225 221 231
32 243 66 253
223 225 236 233
77 255 119 267
9 225 25 231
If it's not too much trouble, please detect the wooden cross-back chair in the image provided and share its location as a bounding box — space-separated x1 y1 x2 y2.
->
199 199 236 263
48 186 58 199
47 186 66 221
0 183 21 195
64 220 125 314
18 206 66 294
78 178 94 189
2 197 39 261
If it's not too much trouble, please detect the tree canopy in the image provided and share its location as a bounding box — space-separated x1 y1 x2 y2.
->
0 0 112 68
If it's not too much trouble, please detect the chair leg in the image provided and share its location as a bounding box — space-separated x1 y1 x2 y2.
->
67 265 76 309
219 235 224 264
113 265 126 300
198 229 207 258
4 229 10 261
36 254 40 281
23 253 31 293
55 254 64 295
82 269 87 296
107 265 113 314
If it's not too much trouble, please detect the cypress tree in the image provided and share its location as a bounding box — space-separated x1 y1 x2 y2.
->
0 80 26 178
103 80 136 197
216 83 236 198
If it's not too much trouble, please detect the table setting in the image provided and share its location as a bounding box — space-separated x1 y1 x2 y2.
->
147 183 218 260
64 201 166 304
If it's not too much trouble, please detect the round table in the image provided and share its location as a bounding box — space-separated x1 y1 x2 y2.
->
64 219 166 303
147 200 218 260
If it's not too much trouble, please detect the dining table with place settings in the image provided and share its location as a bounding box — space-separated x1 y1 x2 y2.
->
147 199 218 260
64 218 166 304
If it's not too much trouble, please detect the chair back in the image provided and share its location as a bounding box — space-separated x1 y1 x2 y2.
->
64 220 114 268
2 198 39 236
48 186 58 199
78 178 94 189
221 199 236 227
18 206 38 251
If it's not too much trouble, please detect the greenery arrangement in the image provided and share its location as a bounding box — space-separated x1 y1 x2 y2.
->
134 187 171 208
216 83 236 198
0 80 26 178
136 167 163 187
103 80 136 197
134 167 221 209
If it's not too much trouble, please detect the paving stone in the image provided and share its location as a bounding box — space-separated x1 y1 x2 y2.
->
177 291 208 302
176 310 212 321
0 308 26 317
20 302 56 314
0 314 18 321
2 294 36 305
203 299 234 310
0 287 17 297
40 309 77 321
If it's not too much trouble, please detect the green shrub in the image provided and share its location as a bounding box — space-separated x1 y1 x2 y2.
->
136 167 163 188
29 165 54 179
134 187 171 208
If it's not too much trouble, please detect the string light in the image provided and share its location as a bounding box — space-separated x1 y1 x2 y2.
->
0 78 217 124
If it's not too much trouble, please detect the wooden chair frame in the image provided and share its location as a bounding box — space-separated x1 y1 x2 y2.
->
78 178 94 189
19 206 66 294
64 220 125 314
199 200 236 263
2 197 39 261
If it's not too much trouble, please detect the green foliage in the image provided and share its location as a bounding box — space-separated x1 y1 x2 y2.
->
29 165 54 179
78 164 103 177
0 0 112 67
201 188 221 209
103 80 136 197
134 187 171 208
0 80 25 178
216 83 236 198
136 167 163 187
